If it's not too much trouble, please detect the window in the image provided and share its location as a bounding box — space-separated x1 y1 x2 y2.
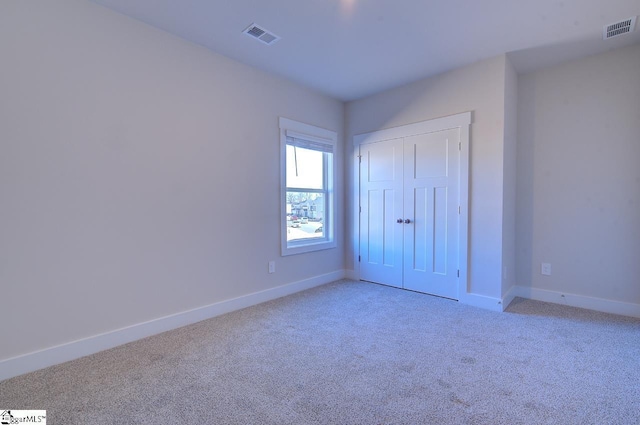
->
280 117 337 256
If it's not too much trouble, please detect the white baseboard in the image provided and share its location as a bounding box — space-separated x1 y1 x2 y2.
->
501 285 519 311
509 286 640 318
459 292 505 312
0 270 346 382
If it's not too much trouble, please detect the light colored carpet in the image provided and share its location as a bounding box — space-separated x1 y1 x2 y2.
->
2 280 639 424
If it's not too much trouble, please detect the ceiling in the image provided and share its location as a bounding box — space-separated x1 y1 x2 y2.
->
91 0 640 101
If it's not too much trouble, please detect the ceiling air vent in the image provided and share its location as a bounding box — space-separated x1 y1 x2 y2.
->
603 16 637 39
243 23 280 45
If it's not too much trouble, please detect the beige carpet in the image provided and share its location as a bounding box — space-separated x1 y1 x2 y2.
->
2 279 639 424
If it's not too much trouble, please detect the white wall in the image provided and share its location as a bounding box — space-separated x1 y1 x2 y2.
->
0 0 344 365
346 55 509 301
516 42 640 306
502 57 518 297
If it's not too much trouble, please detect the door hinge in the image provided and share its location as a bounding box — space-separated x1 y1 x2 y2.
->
359 206 362 213
358 155 362 163
457 270 460 278
358 255 361 262
458 142 461 150
458 205 461 214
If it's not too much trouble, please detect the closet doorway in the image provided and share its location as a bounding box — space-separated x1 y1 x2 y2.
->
356 112 470 300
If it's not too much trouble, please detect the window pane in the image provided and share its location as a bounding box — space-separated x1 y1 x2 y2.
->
286 192 325 242
286 145 324 189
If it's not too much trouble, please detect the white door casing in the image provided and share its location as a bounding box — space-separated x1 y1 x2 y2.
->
355 112 470 300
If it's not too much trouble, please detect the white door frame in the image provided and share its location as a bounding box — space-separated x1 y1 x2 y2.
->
353 111 471 298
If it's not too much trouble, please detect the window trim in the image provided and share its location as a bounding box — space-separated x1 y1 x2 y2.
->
280 117 337 256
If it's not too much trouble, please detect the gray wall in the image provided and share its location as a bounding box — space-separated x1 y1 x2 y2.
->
516 42 640 304
0 0 344 362
502 56 519 297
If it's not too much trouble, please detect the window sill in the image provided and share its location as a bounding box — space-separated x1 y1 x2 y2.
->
281 239 337 256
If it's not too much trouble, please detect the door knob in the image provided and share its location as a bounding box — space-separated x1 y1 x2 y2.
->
397 218 403 223
404 219 411 224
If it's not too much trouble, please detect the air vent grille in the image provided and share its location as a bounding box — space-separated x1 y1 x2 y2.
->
603 16 637 39
247 26 265 38
243 23 280 45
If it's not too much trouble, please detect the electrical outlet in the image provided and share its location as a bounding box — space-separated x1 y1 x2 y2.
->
541 263 551 276
268 261 275 274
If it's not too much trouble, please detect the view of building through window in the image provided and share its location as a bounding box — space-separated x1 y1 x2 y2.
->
285 145 328 242
286 191 324 241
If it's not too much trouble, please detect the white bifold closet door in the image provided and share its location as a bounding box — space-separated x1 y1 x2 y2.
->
360 127 461 300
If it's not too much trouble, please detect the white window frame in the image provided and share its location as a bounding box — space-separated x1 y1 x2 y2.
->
280 117 337 256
